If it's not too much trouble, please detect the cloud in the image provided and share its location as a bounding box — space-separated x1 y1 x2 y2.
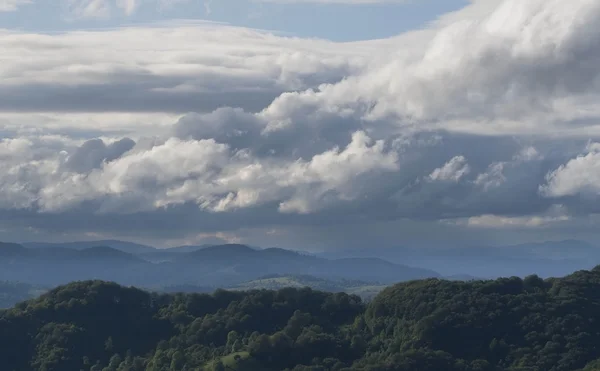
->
64 138 135 173
64 0 185 18
31 130 397 215
3 0 600 247
428 156 470 182
474 162 506 191
263 0 600 137
65 0 112 18
0 0 30 11
458 205 571 229
542 143 600 198
115 0 139 15
0 23 369 114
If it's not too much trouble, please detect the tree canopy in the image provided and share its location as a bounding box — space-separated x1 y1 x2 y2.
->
4 268 600 370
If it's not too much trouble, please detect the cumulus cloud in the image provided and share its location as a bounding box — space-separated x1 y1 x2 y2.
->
475 162 506 191
262 0 600 137
31 130 397 216
542 143 600 198
428 156 470 182
3 0 600 246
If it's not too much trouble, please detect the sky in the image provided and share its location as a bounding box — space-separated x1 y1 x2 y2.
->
0 0 469 41
1 0 600 250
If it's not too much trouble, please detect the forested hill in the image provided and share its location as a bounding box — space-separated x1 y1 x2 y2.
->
5 269 600 370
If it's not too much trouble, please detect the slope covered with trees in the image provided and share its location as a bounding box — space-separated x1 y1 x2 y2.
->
4 268 600 370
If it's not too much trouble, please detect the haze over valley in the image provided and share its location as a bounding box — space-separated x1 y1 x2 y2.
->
3 238 600 309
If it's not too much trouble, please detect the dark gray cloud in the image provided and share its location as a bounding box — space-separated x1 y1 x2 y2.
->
65 137 135 173
0 84 282 113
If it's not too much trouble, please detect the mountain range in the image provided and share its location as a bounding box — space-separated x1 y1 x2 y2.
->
0 242 438 289
319 239 600 278
22 240 157 255
5 239 600 288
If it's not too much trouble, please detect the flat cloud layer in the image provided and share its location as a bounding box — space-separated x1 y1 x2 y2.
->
0 23 370 113
2 0 600 247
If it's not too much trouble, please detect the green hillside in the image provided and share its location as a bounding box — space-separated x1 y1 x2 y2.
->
230 274 387 300
5 268 600 370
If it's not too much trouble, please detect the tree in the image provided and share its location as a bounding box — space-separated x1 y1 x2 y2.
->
170 351 185 371
226 331 239 353
212 360 225 371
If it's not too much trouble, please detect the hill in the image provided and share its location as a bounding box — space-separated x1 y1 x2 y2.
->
0 242 439 290
172 244 439 286
322 240 600 278
0 243 150 287
5 268 600 370
22 240 157 255
0 242 31 257
229 274 387 300
139 244 215 263
167 244 214 253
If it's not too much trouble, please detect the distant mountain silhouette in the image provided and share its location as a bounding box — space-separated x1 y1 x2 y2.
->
0 242 30 258
22 240 157 255
139 244 222 263
0 243 149 286
164 245 213 253
326 257 437 282
320 240 600 278
78 246 145 262
1 241 438 289
3 244 144 263
185 244 258 260
172 244 439 286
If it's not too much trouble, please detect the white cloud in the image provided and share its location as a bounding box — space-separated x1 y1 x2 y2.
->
428 156 470 182
475 162 506 190
31 130 397 215
464 213 569 229
258 0 600 137
7 0 600 137
513 146 542 162
542 143 600 197
0 23 371 114
462 205 570 229
0 0 30 11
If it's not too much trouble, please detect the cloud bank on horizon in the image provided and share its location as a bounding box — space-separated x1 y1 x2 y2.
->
1 0 600 248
